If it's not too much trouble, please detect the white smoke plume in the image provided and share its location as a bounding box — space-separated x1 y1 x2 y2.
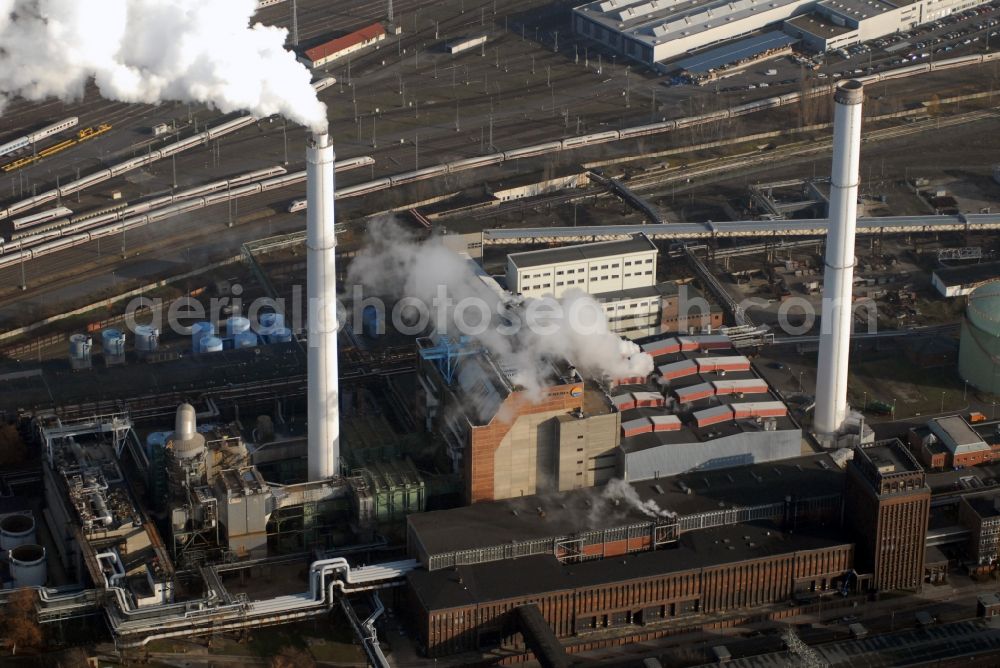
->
593 479 676 523
0 0 327 132
346 219 653 396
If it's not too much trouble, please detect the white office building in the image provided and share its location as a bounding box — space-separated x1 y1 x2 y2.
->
506 234 697 339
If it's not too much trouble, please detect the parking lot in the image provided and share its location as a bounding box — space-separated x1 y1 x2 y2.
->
699 0 1000 93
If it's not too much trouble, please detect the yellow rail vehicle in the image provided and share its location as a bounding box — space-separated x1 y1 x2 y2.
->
1 123 112 173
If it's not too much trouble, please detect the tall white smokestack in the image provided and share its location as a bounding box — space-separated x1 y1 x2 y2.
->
814 80 864 441
307 133 339 480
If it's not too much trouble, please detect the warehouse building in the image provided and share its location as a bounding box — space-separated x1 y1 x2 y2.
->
572 0 989 66
506 234 720 339
907 415 998 469
302 23 386 68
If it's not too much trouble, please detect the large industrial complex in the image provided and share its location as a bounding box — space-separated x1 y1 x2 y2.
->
2 0 1000 665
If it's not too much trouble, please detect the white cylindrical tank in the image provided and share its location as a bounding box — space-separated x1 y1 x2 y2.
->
134 325 159 352
102 328 126 356
200 336 223 353
227 316 251 337
9 544 47 588
270 327 293 343
0 514 35 551
814 79 864 441
69 334 92 361
175 403 196 441
191 322 214 353
172 403 206 459
234 330 258 349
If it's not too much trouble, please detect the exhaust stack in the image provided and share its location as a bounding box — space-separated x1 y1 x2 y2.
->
814 80 864 441
306 132 339 480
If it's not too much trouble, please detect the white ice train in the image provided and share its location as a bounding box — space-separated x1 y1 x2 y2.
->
0 117 79 159
0 159 372 265
0 78 335 222
286 52 1000 214
11 206 73 231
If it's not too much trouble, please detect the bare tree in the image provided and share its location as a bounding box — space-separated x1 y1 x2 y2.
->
270 646 316 668
0 423 27 468
2 588 42 655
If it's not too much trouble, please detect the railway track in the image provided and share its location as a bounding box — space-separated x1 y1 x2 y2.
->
623 108 1000 192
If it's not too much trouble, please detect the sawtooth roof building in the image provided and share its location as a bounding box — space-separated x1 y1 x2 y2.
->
572 0 987 66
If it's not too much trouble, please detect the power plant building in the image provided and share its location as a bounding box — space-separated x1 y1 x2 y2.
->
416 339 620 504
844 440 930 592
405 451 851 657
506 234 720 338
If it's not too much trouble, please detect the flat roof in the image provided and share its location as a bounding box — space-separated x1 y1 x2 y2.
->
858 441 922 474
818 0 896 20
408 452 844 559
592 281 687 301
932 416 990 450
933 261 1000 288
508 234 656 269
673 31 798 74
574 0 812 48
409 521 851 611
965 494 1000 519
785 13 856 39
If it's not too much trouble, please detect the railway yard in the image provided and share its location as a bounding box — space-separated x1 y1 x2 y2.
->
0 0 999 331
5 1 1000 666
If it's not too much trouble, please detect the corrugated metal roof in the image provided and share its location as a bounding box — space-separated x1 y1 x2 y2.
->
305 23 385 62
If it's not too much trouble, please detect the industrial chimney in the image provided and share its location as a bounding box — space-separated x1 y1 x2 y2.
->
306 133 340 480
814 80 864 443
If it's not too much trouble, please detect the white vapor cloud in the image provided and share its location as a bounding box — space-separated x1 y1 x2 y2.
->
0 0 327 132
347 219 654 398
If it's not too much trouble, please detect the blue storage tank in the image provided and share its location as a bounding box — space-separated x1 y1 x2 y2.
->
259 312 285 332
191 322 214 352
270 327 293 343
234 330 258 349
362 305 382 338
200 336 224 354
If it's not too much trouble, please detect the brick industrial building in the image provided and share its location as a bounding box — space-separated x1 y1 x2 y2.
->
844 440 931 592
408 522 853 658
404 440 936 659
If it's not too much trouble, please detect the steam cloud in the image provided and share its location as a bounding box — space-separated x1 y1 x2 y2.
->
347 220 653 396
0 0 327 132
600 479 676 519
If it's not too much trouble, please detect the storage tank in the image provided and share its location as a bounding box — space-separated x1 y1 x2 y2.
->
200 336 224 354
227 316 251 337
69 334 92 369
960 281 1000 394
234 330 258 349
362 305 382 338
9 544 46 588
0 514 35 551
191 321 215 352
270 327 293 343
259 312 285 333
134 325 159 353
102 328 126 357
